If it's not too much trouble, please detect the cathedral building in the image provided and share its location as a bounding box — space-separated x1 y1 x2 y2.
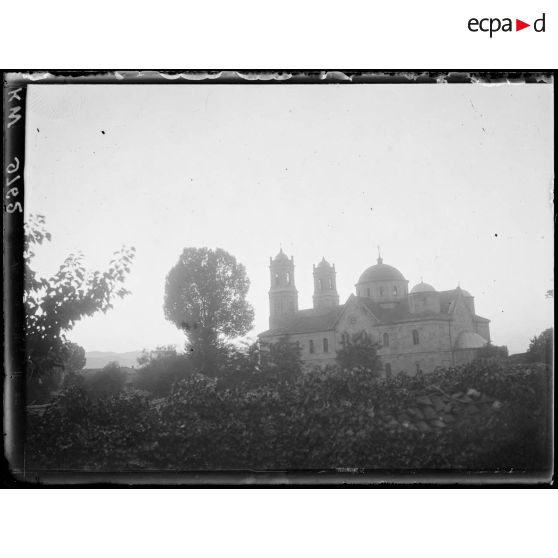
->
258 249 491 375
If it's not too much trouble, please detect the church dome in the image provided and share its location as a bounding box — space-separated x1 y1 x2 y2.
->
316 257 333 269
272 248 290 264
357 258 405 284
454 331 487 349
411 281 436 294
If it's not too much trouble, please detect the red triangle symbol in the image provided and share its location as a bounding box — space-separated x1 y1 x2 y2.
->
516 19 530 31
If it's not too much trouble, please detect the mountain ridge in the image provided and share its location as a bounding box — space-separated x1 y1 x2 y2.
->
85 350 143 370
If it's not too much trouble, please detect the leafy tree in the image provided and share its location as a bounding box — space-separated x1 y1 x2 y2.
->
24 214 135 402
63 341 87 373
84 361 127 398
137 345 178 367
525 328 553 365
164 247 254 375
475 342 509 361
259 336 303 381
59 341 87 391
335 331 382 376
134 346 196 397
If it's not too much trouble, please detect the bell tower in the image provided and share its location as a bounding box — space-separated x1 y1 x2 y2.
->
313 257 339 310
268 249 298 329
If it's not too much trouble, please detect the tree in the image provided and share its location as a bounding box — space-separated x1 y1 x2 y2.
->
525 328 553 365
24 214 135 402
164 247 254 375
335 331 382 376
85 361 126 398
475 342 509 361
259 336 303 380
134 345 196 397
63 341 87 373
59 341 87 391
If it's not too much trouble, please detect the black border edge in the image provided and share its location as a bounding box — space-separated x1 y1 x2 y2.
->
3 73 27 484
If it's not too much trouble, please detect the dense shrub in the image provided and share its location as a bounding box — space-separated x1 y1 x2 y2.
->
25 360 551 473
525 327 553 365
134 347 196 397
335 331 382 376
83 361 127 398
26 387 157 470
475 343 509 361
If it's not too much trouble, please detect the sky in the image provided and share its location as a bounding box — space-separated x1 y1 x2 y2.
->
25 83 554 355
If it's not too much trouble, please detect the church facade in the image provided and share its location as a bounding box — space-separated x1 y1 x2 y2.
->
258 250 491 375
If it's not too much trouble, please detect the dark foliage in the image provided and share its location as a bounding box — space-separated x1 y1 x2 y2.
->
26 387 157 470
525 327 553 365
335 331 382 376
83 362 127 398
259 336 303 380
475 342 509 361
26 360 551 473
134 346 196 397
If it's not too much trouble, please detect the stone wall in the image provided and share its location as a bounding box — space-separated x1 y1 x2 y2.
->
376 320 453 375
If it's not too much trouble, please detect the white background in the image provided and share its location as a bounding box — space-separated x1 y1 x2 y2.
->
1 1 557 68
2 0 555 555
1 489 557 556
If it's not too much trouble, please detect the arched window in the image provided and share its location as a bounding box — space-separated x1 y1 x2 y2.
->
323 338 329 353
286 271 291 285
275 273 280 286
319 278 323 291
393 285 398 296
383 332 389 347
379 286 384 297
328 277 333 289
309 340 315 354
385 363 392 376
367 287 371 298
415 362 421 374
412 329 419 345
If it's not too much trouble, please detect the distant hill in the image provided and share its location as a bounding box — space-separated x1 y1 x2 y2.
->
85 350 143 370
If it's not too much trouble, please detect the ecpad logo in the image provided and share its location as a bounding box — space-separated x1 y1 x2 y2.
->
468 13 546 37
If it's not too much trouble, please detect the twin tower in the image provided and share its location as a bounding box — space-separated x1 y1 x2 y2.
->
268 249 339 329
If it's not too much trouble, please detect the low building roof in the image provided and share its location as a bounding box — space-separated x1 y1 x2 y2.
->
259 306 343 337
455 331 488 349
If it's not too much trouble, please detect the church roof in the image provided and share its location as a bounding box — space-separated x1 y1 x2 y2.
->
410 281 436 294
357 261 406 284
316 257 333 269
438 289 460 313
272 248 290 264
357 297 451 324
259 289 490 337
259 306 343 337
454 331 487 349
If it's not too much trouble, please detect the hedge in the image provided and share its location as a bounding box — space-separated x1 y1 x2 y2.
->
25 359 551 473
